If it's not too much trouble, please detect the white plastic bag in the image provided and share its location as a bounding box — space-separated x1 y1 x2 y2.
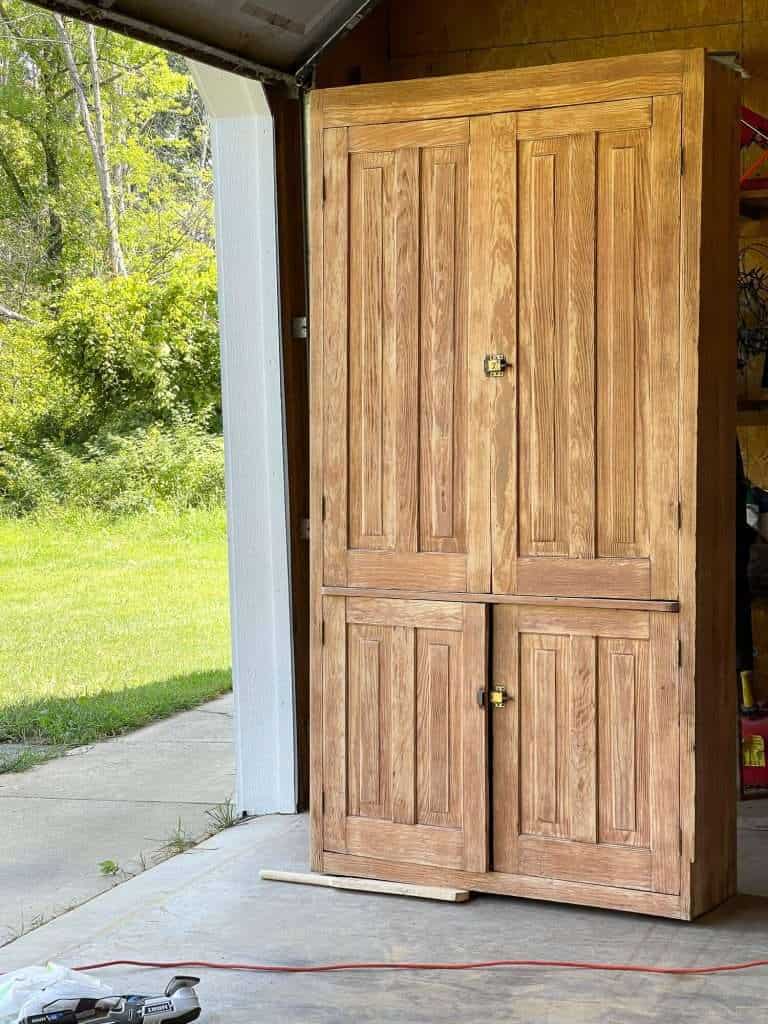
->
0 963 113 1024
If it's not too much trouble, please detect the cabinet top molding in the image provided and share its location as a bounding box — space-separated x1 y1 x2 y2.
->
313 48 700 128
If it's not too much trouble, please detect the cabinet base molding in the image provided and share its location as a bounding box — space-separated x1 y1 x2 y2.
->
322 853 688 920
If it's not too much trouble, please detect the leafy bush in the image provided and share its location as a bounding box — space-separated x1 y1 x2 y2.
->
0 320 93 449
0 419 224 516
47 255 220 429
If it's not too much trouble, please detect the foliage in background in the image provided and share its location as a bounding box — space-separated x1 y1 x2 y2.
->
48 251 219 428
0 2 212 312
0 419 224 516
0 5 221 518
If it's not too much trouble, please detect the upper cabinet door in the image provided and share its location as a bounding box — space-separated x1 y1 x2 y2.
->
491 96 681 600
322 116 505 592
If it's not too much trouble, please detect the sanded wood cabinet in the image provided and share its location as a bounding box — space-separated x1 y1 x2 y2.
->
310 50 739 918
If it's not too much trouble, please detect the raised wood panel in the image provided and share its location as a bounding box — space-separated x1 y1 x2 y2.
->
520 633 568 837
518 131 596 560
347 624 391 819
596 128 651 559
518 137 567 556
349 151 397 551
598 637 650 847
419 144 468 554
322 596 488 870
416 629 462 827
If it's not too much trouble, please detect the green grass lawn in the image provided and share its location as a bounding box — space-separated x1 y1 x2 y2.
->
0 508 231 754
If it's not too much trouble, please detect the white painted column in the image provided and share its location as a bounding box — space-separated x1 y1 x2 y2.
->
189 62 296 815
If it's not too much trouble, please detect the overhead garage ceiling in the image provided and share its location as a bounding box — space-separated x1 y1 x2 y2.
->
26 0 380 85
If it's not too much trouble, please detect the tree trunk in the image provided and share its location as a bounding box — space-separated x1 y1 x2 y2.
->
53 14 127 277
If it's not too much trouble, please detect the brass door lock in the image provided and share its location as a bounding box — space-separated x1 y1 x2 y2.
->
489 685 510 709
483 353 509 378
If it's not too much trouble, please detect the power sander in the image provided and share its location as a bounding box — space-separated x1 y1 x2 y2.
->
20 976 201 1024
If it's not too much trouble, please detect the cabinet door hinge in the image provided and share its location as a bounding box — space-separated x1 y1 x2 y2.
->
299 517 310 541
292 315 308 341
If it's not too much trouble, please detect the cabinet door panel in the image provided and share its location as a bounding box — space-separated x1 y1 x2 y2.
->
492 604 680 895
323 596 488 871
322 117 502 591
492 95 680 600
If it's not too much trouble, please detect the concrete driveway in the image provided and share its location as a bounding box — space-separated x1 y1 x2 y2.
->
0 693 235 944
3 812 768 1023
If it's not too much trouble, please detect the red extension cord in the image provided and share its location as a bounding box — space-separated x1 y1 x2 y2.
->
61 957 768 977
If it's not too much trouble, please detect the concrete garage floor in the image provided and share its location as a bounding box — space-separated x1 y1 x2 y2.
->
0 694 235 944
3 809 768 1022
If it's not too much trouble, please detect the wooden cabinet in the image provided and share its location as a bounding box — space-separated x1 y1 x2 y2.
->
310 50 739 919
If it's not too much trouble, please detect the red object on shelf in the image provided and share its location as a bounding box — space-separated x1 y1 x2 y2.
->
741 105 768 148
740 106 768 190
741 712 768 795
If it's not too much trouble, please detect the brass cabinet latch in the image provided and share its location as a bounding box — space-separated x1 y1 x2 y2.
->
489 685 510 709
483 353 509 378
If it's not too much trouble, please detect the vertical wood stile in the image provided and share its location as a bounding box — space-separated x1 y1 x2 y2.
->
322 128 350 585
391 625 416 823
308 90 326 871
492 605 520 872
649 612 681 894
567 635 597 842
471 114 516 593
462 603 489 871
648 95 681 599
394 148 420 555
567 134 597 560
322 596 347 851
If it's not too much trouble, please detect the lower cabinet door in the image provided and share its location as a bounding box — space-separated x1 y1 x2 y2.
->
322 596 488 871
492 605 680 895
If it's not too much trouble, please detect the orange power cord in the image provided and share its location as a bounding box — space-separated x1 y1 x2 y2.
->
65 957 768 977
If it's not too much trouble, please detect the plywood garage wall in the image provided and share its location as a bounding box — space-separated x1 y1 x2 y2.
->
316 0 765 108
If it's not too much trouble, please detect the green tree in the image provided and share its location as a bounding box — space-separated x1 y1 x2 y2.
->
0 2 213 314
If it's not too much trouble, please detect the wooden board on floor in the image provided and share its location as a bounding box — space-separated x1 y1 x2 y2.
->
259 869 471 902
